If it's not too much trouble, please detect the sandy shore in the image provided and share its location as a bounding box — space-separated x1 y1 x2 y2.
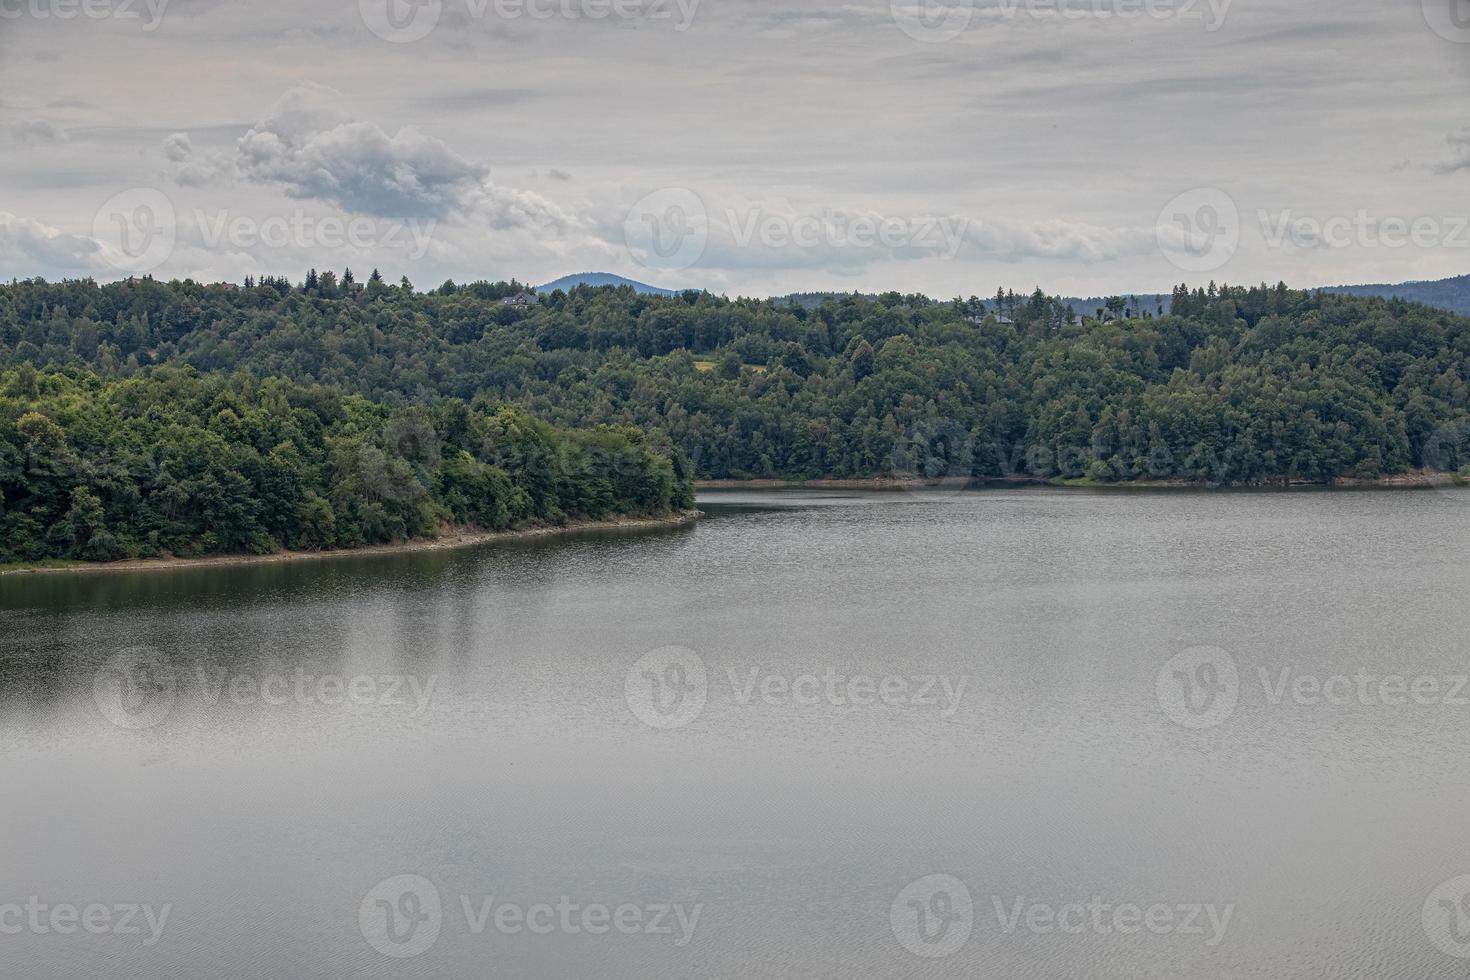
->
695 477 973 491
697 470 1467 492
0 511 703 577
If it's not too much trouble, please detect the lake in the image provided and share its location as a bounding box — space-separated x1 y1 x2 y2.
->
3 487 1470 979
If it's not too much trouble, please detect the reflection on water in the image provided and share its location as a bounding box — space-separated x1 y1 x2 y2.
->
2 488 1469 979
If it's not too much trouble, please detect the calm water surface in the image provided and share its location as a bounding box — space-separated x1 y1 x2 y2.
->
3 487 1470 979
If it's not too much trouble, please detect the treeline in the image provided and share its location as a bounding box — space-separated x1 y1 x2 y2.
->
0 365 693 563
3 275 1470 485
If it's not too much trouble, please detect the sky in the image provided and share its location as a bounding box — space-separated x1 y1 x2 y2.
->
1 0 1468 298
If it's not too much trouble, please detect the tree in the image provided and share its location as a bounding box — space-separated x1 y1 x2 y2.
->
850 338 876 381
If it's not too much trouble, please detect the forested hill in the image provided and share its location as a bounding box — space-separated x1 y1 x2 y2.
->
1322 274 1470 317
4 276 1470 488
0 367 693 564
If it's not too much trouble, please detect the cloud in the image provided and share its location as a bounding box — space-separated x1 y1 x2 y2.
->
618 197 1155 276
548 169 572 181
960 219 1155 264
234 84 492 219
1432 127 1470 175
0 212 106 277
10 120 66 145
217 85 579 236
1 0 1454 295
162 131 231 188
162 132 193 162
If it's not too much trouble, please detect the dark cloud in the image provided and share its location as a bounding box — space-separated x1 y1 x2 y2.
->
0 0 1461 293
10 120 66 145
1433 127 1470 175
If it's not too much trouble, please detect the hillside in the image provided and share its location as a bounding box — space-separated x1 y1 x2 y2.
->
3 277 1469 487
536 272 680 296
0 365 693 564
1321 274 1470 317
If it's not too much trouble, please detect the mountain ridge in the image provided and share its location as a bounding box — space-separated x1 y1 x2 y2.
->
535 272 679 296
532 271 1470 317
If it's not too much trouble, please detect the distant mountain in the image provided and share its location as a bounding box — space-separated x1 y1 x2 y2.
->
1053 276 1470 319
536 272 679 296
982 275 1470 319
1320 274 1470 316
539 271 1470 318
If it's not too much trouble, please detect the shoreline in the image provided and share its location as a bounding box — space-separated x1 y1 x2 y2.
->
695 470 1468 492
0 510 703 577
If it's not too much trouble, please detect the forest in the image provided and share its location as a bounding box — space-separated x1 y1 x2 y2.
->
0 365 693 563
3 273 1470 542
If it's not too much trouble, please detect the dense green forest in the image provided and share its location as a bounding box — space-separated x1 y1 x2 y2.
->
0 365 693 563
3 274 1470 497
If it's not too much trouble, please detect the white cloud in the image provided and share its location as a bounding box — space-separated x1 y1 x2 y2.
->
214 84 581 239
0 212 106 278
162 132 192 162
162 131 231 188
234 84 492 219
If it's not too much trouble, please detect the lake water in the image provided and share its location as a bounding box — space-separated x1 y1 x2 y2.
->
3 487 1470 979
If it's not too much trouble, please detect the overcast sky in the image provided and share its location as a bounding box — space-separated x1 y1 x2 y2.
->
1 0 1468 297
